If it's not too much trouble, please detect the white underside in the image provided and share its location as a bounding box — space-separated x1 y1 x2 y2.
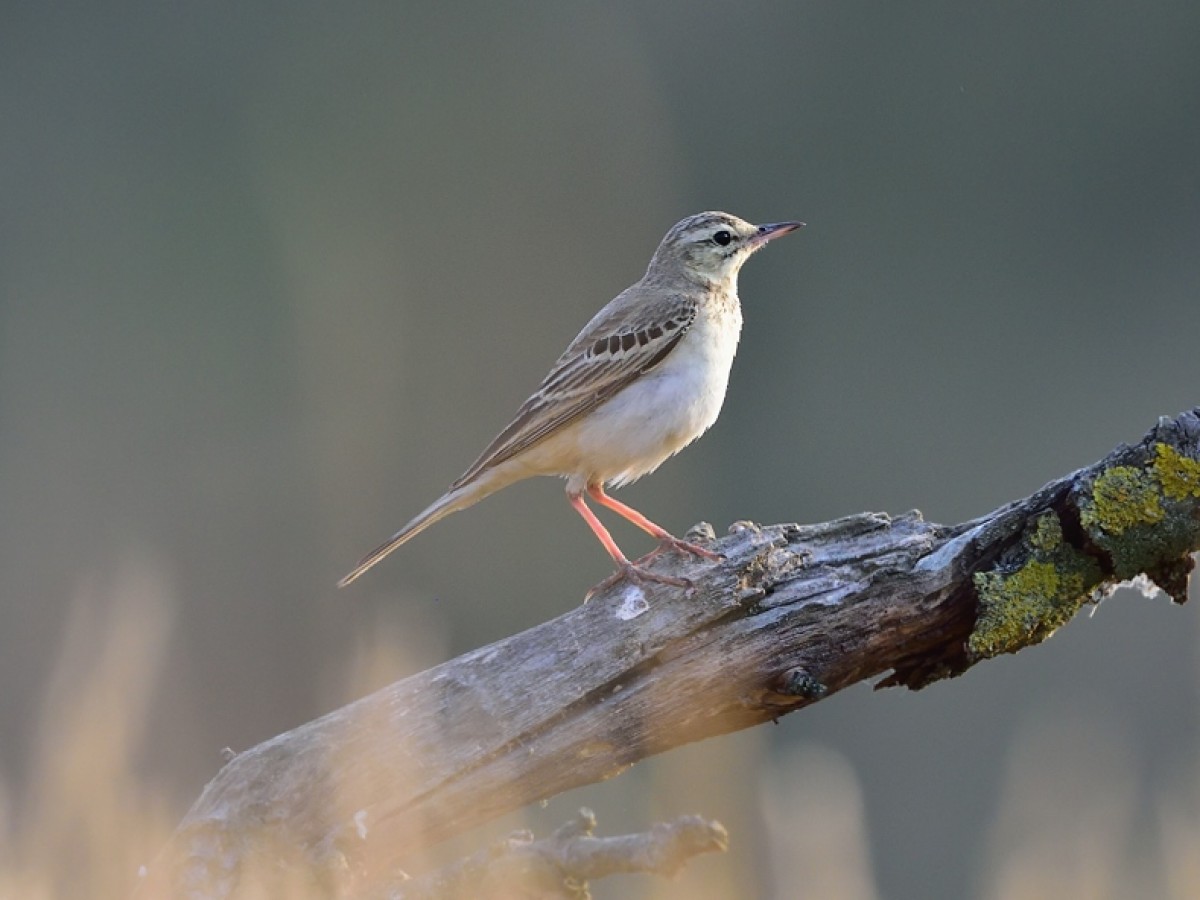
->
491 297 743 491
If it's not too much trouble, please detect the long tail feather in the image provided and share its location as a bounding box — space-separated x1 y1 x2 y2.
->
337 477 499 587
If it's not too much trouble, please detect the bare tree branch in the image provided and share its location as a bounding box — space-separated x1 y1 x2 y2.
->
138 408 1200 899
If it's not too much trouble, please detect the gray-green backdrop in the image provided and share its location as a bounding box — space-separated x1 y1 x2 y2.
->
3 3 1199 898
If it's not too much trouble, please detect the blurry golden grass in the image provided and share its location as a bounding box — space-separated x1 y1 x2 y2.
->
0 561 176 900
4 567 1200 899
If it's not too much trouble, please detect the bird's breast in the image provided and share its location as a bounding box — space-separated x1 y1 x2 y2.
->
564 294 743 487
652 295 742 426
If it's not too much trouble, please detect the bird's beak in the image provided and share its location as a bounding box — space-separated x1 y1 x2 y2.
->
751 221 805 247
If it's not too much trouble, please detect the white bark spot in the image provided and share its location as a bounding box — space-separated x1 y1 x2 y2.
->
614 585 649 620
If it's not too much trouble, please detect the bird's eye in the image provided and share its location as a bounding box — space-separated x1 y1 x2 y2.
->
712 230 732 246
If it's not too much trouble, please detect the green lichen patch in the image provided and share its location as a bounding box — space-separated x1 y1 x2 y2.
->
1153 443 1200 502
969 512 1105 661
1076 444 1200 580
1079 465 1163 535
1028 511 1064 552
969 434 1200 665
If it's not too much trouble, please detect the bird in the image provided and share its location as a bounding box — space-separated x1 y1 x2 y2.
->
338 211 802 592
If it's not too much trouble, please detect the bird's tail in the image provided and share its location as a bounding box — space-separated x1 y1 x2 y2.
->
337 474 505 588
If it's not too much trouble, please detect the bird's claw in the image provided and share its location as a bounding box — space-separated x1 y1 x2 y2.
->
635 536 724 566
670 537 724 562
584 561 695 603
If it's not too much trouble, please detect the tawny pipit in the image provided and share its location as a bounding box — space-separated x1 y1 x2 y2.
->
339 211 802 591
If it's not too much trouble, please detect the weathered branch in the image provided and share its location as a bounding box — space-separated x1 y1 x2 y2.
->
139 408 1200 898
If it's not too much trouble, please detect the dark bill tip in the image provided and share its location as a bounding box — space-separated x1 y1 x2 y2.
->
753 221 805 244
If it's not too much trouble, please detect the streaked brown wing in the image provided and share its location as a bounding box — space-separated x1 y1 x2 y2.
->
449 294 696 490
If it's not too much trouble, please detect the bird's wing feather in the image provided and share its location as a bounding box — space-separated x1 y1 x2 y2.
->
449 290 697 490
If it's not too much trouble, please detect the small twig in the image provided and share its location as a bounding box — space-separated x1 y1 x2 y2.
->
380 809 727 900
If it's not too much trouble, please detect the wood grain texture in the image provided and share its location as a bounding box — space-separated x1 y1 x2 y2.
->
139 408 1200 899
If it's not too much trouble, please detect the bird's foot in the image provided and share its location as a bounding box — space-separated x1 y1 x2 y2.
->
584 560 694 602
635 535 724 566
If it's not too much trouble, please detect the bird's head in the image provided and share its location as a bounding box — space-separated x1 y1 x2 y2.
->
646 211 803 285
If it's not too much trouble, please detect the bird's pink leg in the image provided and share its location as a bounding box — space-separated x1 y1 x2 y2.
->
585 484 723 561
568 489 691 597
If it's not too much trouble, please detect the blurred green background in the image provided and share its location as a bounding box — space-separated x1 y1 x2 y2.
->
3 2 1200 898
